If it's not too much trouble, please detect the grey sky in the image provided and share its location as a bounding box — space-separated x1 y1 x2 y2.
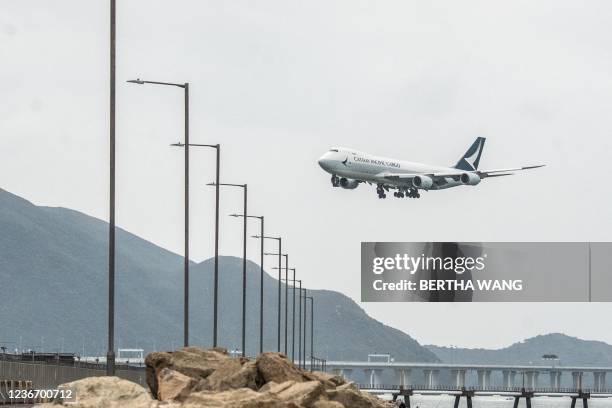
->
2 0 612 349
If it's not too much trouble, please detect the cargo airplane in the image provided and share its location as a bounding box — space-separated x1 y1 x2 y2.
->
318 137 544 199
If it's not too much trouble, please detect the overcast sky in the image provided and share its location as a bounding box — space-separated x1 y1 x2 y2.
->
2 0 612 350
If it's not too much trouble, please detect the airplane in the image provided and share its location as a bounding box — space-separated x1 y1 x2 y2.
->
317 137 544 199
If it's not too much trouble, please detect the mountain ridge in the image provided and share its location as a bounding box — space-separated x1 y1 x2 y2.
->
0 187 438 362
426 333 612 366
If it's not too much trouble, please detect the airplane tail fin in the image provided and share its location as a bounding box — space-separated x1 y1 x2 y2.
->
454 137 486 171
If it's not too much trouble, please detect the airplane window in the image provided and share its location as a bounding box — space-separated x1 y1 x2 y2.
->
329 149 338 152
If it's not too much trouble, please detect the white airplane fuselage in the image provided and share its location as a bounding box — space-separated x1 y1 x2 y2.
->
318 148 462 190
317 139 543 199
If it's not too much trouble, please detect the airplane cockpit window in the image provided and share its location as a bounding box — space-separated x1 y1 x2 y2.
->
329 149 339 152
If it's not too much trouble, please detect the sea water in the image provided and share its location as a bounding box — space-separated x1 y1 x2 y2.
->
382 394 612 407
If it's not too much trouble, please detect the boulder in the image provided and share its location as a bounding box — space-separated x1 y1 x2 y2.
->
146 347 230 397
273 380 325 407
180 388 281 408
258 381 296 394
256 352 306 384
326 383 391 408
196 359 262 392
302 371 346 389
138 348 391 407
311 401 345 408
37 376 165 408
156 368 197 401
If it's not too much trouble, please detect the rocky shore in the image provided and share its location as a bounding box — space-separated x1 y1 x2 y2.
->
40 347 393 407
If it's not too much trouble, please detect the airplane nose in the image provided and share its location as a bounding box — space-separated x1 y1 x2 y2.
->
318 157 330 171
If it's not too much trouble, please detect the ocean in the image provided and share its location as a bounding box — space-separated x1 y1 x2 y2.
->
380 394 612 407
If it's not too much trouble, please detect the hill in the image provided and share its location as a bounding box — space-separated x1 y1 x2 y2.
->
0 188 438 362
427 333 612 366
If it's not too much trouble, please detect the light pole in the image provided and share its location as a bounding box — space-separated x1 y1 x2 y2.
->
173 143 220 346
233 214 264 354
255 237 282 351
277 268 296 362
296 280 302 368
107 0 116 376
126 78 191 348
266 253 288 354
212 183 246 356
306 296 314 371
302 288 307 369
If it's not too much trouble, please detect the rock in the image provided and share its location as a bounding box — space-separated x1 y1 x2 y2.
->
303 371 346 389
256 352 306 384
196 359 262 392
311 400 345 408
273 381 324 407
37 376 164 408
156 368 197 401
326 383 391 408
258 381 295 394
38 347 392 408
139 348 390 407
180 388 281 408
146 347 230 397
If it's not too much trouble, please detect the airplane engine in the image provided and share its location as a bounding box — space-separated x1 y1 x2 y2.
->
460 172 481 186
412 175 433 190
339 177 359 189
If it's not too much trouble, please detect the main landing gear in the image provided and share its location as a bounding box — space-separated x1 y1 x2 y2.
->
393 188 420 199
331 175 340 187
376 184 387 199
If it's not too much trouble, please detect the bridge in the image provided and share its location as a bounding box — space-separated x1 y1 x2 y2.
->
357 385 609 408
326 361 612 391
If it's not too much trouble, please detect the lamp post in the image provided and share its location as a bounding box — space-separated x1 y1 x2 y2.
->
255 237 282 351
266 253 288 354
126 78 191 348
302 288 307 369
306 296 314 371
211 183 246 356
296 280 302 368
277 268 296 362
232 214 264 354
107 0 116 377
173 142 220 346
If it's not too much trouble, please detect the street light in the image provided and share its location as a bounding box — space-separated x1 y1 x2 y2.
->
296 280 303 368
232 214 264 354
173 142 220 347
126 78 190 348
266 253 288 355
277 268 296 362
211 183 247 356
306 296 314 371
107 0 117 376
301 288 307 369
255 236 282 351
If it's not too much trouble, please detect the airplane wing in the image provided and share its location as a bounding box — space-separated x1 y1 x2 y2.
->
475 165 545 178
380 164 545 182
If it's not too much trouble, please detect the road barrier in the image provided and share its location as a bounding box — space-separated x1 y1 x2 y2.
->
0 359 145 404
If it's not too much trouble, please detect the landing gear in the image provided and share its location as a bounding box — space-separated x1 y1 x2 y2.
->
408 188 421 199
376 184 387 199
402 188 421 199
331 175 340 187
